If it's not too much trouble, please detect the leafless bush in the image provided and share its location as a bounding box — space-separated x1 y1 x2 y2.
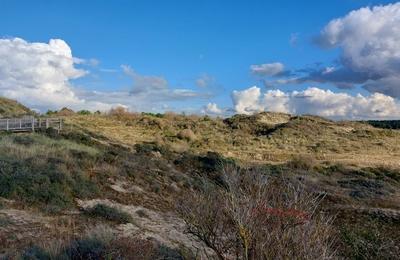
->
177 181 236 259
177 165 336 259
108 106 139 121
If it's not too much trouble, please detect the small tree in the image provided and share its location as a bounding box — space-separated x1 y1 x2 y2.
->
77 110 92 115
177 166 336 259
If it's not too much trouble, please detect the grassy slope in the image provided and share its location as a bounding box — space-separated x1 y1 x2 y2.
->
67 112 400 168
0 111 399 258
0 97 33 118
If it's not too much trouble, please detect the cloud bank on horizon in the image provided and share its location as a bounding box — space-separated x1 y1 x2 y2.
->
242 2 400 119
1 2 400 119
0 38 211 112
260 2 400 96
232 86 400 119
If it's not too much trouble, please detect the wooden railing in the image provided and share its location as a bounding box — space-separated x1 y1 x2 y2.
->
0 117 62 132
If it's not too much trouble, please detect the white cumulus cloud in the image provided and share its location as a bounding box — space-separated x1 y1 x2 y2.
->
0 38 211 113
231 86 400 119
265 3 400 98
0 37 115 111
202 102 223 114
232 86 263 114
316 3 400 97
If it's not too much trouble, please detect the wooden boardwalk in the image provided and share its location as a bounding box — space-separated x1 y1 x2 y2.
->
0 117 62 132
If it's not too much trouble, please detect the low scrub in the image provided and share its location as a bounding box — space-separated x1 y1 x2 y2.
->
177 129 197 142
287 154 317 171
84 204 133 224
19 225 186 260
340 220 400 259
0 133 99 212
177 165 336 259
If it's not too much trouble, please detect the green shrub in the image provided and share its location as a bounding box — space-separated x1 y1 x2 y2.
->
134 142 160 154
45 109 57 116
61 130 98 147
154 244 184 260
0 133 99 212
174 151 235 186
367 166 400 182
63 238 107 259
84 204 132 224
77 110 92 115
13 135 36 146
44 127 60 139
340 222 399 259
21 246 51 260
0 216 12 227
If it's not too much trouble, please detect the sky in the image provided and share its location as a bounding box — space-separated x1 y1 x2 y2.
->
1 0 400 119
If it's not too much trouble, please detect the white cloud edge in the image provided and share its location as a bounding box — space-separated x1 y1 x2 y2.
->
231 86 400 120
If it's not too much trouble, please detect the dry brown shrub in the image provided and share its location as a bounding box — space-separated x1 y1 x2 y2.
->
177 129 197 142
177 166 336 259
163 111 178 120
186 114 202 121
108 106 139 121
140 117 166 129
288 154 317 170
57 107 75 116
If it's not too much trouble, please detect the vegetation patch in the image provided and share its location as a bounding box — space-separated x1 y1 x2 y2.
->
338 179 393 198
340 219 400 259
177 128 197 142
0 133 99 212
0 97 34 118
177 165 335 259
21 246 51 260
0 105 400 258
84 204 133 224
366 120 400 129
16 225 188 260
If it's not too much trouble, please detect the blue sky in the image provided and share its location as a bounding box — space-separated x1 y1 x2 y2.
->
1 0 400 118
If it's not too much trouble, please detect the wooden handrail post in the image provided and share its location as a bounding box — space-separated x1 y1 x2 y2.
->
19 119 22 129
32 117 35 132
46 118 49 128
6 119 9 131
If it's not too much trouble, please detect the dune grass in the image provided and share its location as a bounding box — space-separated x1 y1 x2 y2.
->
0 132 100 212
66 112 400 168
